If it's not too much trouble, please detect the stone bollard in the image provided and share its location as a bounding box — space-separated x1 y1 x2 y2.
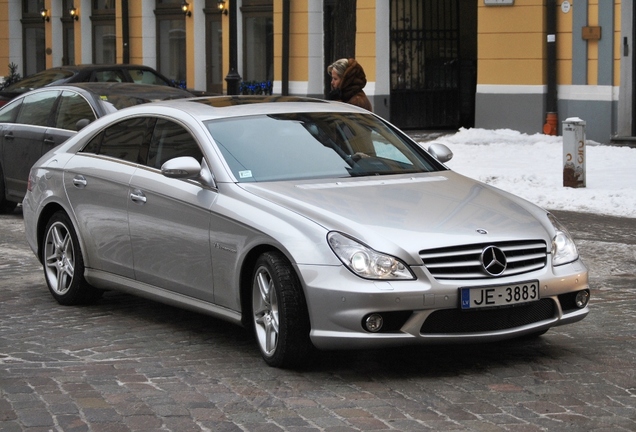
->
562 117 586 188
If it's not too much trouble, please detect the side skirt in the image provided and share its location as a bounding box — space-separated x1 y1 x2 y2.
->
85 268 243 326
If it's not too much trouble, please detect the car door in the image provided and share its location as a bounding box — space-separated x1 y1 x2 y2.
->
63 117 151 278
127 118 216 302
2 90 59 200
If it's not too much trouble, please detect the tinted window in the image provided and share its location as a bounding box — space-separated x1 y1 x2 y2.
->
96 117 151 163
54 91 97 131
82 130 104 154
0 99 22 123
16 91 60 127
147 119 202 169
91 70 126 83
128 69 170 86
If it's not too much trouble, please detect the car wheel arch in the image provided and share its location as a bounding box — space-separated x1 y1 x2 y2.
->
238 244 309 329
36 203 87 266
245 248 315 368
239 245 280 328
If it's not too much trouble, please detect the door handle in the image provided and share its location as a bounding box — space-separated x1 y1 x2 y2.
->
4 132 13 140
72 175 87 188
130 189 147 204
44 137 56 145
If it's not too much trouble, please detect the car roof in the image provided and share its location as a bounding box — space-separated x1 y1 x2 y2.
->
62 82 191 98
129 95 367 120
43 82 193 109
0 83 193 114
1 64 172 93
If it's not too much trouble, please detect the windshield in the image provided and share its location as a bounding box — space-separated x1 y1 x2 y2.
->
206 112 446 182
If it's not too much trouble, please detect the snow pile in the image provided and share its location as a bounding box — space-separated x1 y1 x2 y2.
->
428 128 636 219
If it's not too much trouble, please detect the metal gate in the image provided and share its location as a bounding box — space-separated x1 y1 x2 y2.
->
390 0 466 129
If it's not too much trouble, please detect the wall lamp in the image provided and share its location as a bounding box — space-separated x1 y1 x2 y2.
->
40 8 50 22
217 0 228 15
181 1 191 17
69 6 79 21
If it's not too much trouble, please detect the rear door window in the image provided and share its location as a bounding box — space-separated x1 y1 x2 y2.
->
91 70 126 83
54 91 97 131
128 69 170 86
83 117 152 163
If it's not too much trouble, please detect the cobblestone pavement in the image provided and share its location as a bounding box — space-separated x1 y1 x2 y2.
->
1 207 635 432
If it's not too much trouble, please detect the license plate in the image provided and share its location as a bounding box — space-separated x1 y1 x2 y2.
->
460 281 540 310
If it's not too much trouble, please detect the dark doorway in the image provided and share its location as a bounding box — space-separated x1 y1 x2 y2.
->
323 0 357 97
390 0 476 130
633 6 636 136
205 11 223 94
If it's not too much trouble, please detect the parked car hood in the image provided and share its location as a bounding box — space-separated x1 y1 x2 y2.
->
238 171 551 262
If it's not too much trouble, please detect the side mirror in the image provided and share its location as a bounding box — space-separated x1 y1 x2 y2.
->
161 156 202 179
428 142 453 163
161 156 216 189
76 118 91 131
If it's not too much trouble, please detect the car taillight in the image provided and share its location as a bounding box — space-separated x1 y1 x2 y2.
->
0 100 8 108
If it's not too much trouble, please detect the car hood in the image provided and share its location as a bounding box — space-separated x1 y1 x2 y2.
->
238 171 552 263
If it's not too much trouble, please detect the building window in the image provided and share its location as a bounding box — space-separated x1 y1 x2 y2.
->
155 1 186 86
241 0 273 82
92 0 117 64
21 0 46 76
93 0 116 9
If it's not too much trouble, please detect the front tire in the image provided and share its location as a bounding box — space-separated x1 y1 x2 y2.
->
42 211 102 305
252 251 313 368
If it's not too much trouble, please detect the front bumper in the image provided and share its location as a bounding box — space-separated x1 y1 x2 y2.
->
298 260 589 350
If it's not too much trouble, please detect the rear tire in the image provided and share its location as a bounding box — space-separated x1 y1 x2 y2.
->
42 211 102 305
251 251 313 368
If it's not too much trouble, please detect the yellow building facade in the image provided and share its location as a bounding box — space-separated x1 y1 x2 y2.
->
0 0 633 143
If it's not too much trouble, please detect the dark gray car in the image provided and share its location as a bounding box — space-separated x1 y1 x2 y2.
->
0 82 192 212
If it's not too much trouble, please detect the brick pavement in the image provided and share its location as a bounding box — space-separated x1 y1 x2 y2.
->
1 208 635 431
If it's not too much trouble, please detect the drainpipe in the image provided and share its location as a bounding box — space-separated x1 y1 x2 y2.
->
282 0 290 95
543 0 558 135
122 0 130 63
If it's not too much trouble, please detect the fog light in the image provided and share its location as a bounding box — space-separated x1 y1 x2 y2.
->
575 290 590 308
365 314 383 332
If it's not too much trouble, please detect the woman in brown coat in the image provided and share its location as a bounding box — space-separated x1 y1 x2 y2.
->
327 58 373 111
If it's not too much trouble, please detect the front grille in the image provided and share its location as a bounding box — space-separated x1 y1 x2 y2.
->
420 299 556 334
419 240 547 280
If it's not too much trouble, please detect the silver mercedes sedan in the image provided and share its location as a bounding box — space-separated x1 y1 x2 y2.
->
23 96 590 368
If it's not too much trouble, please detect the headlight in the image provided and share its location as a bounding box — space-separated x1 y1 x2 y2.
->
548 214 579 266
327 232 415 280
